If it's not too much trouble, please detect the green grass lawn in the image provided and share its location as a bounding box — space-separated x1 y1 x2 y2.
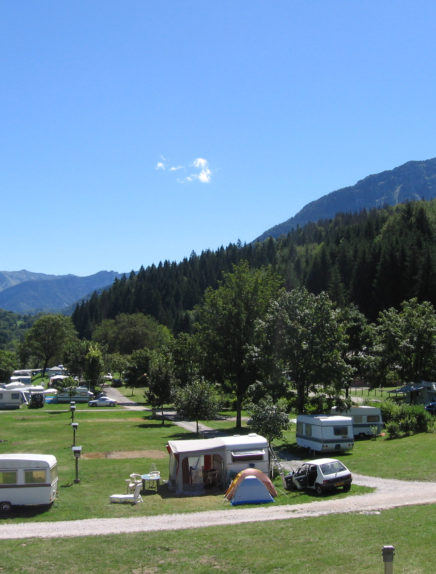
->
0 505 434 573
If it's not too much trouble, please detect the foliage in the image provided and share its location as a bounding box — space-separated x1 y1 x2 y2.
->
194 261 283 427
145 348 177 423
246 396 289 444
262 288 352 413
372 298 436 384
123 348 151 390
0 349 18 382
19 314 78 374
172 378 221 434
381 401 433 437
92 313 172 355
83 343 105 390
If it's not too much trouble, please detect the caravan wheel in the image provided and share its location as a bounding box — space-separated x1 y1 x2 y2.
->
0 501 11 513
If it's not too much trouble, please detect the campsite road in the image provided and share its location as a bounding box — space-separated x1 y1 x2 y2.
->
1 474 436 540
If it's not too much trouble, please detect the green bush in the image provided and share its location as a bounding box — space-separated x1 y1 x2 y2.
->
381 401 433 437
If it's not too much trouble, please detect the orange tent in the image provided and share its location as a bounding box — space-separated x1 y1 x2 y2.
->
225 467 277 501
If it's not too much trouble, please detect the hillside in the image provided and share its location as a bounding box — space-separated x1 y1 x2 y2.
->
72 200 436 337
0 271 122 314
255 158 436 241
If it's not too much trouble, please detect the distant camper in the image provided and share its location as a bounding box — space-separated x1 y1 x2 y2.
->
55 386 94 403
0 389 28 410
330 406 383 438
0 454 58 512
296 414 354 453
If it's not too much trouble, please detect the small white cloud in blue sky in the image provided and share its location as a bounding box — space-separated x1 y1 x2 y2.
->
156 156 212 183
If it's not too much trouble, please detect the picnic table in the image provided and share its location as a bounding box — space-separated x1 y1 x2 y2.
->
141 472 160 491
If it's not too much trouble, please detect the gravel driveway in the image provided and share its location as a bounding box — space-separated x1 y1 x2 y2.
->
1 473 435 540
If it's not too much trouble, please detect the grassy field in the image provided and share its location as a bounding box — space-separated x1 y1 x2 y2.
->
0 505 434 573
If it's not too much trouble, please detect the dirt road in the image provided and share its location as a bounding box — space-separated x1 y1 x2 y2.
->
1 473 435 540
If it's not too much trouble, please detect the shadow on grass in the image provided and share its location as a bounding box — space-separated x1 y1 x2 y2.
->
1 504 53 519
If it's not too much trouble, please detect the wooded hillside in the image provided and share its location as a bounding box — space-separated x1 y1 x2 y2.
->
72 200 436 338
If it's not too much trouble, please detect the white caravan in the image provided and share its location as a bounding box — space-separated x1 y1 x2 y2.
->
0 389 28 410
0 454 58 512
330 406 383 437
167 433 269 494
296 414 354 453
55 386 94 403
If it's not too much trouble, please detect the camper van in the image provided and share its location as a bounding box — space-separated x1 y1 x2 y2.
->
167 433 269 494
330 406 383 437
296 414 354 453
0 389 28 410
0 454 58 512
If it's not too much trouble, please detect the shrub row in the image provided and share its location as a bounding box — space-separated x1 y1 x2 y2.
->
380 402 434 438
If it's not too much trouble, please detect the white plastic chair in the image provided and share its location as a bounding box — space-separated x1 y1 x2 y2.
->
125 473 142 493
110 481 143 504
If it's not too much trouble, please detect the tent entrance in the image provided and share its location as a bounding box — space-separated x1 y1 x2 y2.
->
181 453 224 491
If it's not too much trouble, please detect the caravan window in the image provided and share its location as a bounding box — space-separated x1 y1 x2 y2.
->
367 415 380 423
24 470 46 484
296 422 303 434
354 415 363 423
0 470 17 484
11 393 20 400
305 424 312 437
333 426 348 436
0 393 2 399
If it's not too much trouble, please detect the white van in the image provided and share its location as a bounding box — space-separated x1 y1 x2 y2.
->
330 406 383 438
0 454 58 512
0 389 28 410
296 414 354 453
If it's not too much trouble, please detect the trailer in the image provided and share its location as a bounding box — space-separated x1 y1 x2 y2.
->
167 433 269 494
0 454 58 512
330 406 383 437
296 414 354 453
0 389 28 410
54 386 94 403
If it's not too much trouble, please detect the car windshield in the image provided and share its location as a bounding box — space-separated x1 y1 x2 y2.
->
320 461 347 475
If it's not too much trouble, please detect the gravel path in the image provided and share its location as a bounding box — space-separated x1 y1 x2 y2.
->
1 473 435 540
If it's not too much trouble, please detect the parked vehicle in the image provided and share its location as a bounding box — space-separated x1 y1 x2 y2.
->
284 458 352 495
0 389 28 410
330 406 383 437
88 396 117 407
296 414 354 453
55 386 94 403
424 402 436 415
0 454 58 512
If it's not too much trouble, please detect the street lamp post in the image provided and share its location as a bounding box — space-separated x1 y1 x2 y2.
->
72 445 82 484
382 546 395 574
70 401 76 422
71 422 79 446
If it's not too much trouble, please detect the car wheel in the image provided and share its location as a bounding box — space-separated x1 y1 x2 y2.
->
0 501 12 513
343 483 351 492
315 484 324 496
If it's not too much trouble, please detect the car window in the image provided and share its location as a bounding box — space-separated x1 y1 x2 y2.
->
320 461 347 474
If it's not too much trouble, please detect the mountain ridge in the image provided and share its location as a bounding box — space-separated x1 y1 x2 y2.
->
0 270 122 314
255 158 436 241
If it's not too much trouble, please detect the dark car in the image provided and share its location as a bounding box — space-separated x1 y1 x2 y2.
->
424 402 436 415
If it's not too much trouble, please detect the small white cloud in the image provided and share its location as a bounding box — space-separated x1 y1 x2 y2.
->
157 156 213 184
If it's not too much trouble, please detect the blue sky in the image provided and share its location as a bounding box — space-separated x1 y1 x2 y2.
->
2 1 436 276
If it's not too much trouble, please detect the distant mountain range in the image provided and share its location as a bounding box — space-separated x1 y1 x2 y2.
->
0 270 122 314
255 158 436 241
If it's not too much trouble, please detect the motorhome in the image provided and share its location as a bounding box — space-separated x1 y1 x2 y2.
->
54 386 94 403
296 414 354 453
330 406 383 437
0 454 58 512
167 433 269 494
0 389 28 410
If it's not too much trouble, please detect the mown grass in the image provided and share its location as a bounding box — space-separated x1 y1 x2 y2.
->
0 505 434 573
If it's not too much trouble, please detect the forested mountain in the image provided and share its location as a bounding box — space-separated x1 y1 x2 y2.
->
256 158 436 241
72 200 436 338
0 271 122 314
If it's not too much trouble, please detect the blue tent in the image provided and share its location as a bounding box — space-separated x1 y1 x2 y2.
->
230 475 274 506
